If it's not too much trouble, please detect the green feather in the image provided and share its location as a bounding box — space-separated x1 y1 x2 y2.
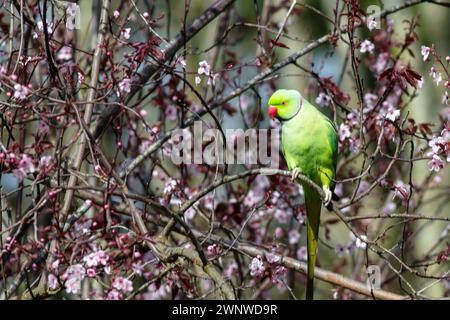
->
268 89 338 299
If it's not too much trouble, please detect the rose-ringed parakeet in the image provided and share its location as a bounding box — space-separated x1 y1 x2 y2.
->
268 89 338 300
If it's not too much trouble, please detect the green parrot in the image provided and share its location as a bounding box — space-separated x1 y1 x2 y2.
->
268 89 338 300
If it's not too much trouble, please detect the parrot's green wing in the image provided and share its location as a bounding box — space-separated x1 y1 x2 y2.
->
322 115 338 174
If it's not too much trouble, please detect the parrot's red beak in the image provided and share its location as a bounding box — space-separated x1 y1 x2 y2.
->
268 105 277 119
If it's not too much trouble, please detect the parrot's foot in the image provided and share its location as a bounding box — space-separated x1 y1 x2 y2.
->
291 168 302 182
322 186 332 206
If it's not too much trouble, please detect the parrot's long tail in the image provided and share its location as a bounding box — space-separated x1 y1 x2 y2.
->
303 184 322 300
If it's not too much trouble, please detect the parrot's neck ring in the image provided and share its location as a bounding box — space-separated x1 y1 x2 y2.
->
280 98 303 122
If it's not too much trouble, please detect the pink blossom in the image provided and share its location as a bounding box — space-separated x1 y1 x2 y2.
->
429 136 446 154
339 123 351 141
83 250 109 267
270 265 287 284
249 255 265 277
63 264 86 295
265 252 280 264
274 227 284 238
107 289 122 300
13 154 35 181
274 209 288 224
428 154 444 172
349 138 361 154
132 262 143 276
86 268 96 278
207 244 218 257
296 246 307 261
113 10 120 19
165 105 178 121
48 273 58 289
65 277 81 294
288 229 301 245
19 154 35 173
244 189 263 208
112 276 133 293
374 52 390 74
363 93 378 111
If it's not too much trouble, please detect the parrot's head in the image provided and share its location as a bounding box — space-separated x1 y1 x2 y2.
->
267 89 302 121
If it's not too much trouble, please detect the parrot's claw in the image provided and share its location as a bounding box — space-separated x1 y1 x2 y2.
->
291 168 302 182
322 187 332 206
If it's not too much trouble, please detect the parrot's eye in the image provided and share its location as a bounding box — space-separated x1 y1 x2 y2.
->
281 101 286 106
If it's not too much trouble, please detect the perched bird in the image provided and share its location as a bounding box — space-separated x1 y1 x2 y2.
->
268 89 338 300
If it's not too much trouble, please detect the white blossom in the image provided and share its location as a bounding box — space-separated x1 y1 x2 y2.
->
442 91 449 105
421 46 430 61
118 78 131 96
367 18 377 31
359 40 375 54
57 46 72 61
315 92 332 107
385 109 400 122
121 28 131 40
13 84 29 100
